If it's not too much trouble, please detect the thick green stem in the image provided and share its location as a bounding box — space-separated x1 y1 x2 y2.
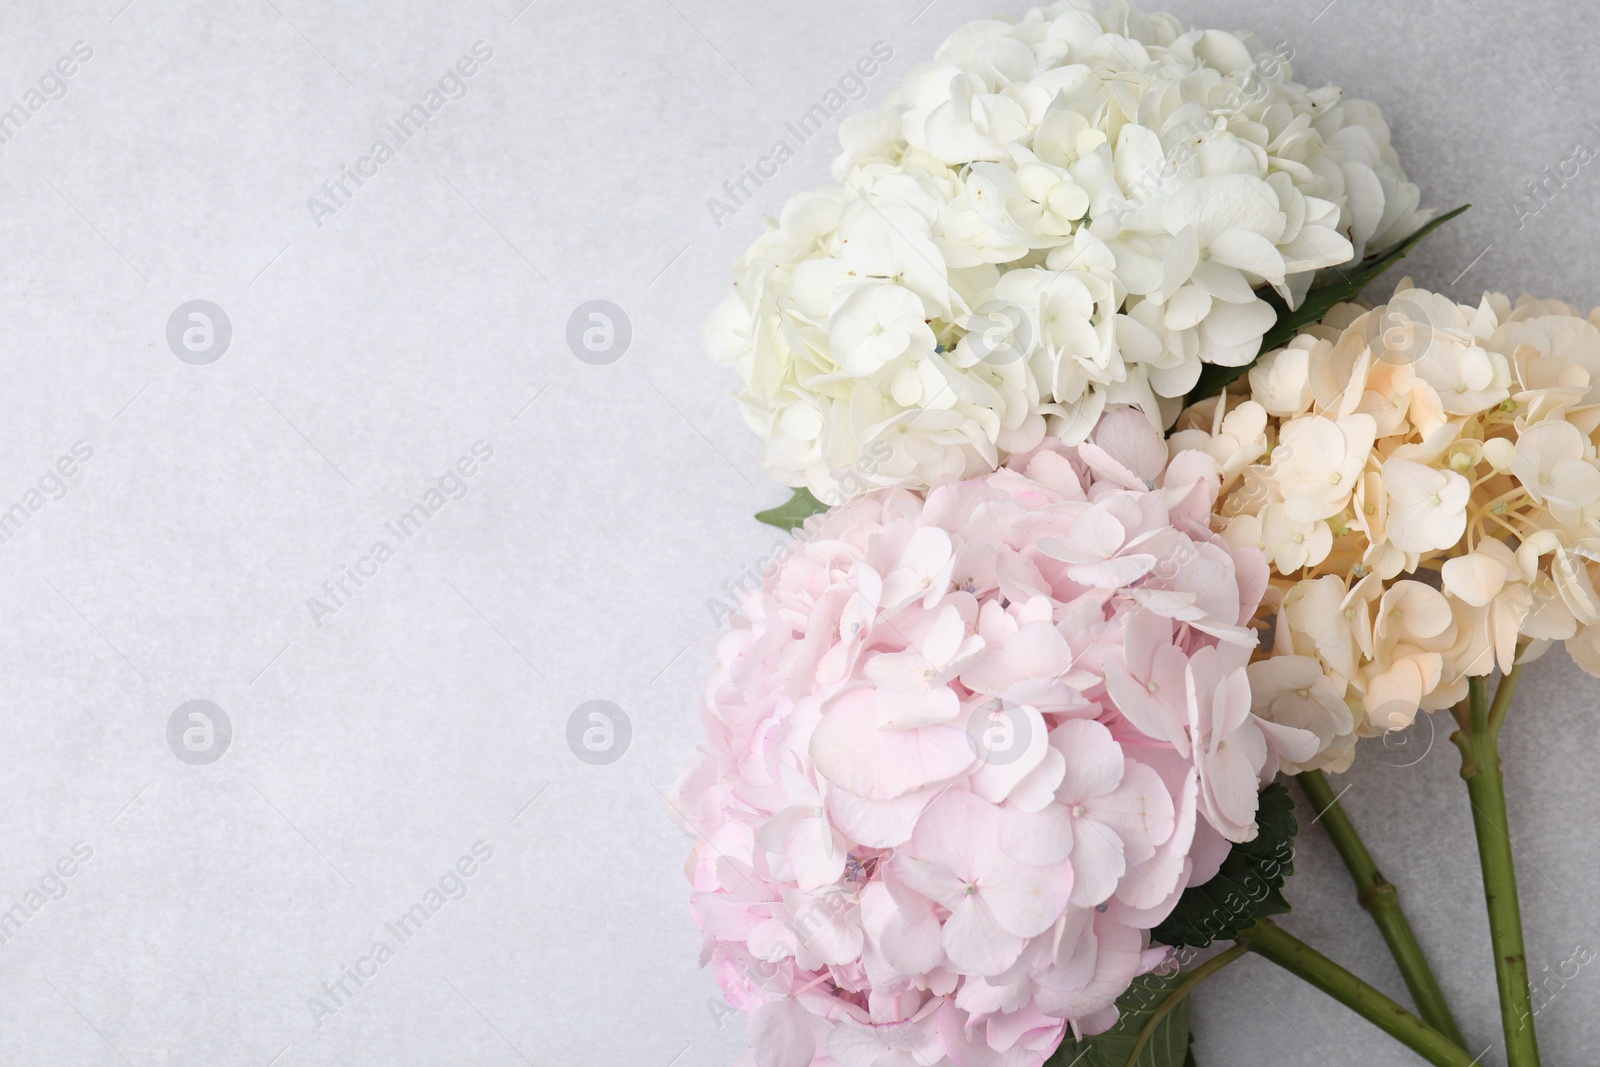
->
1239 921 1482 1067
1297 768 1467 1047
1453 669 1540 1066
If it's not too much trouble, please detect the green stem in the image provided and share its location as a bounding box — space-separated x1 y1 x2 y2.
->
1125 943 1249 1062
1239 921 1482 1067
1486 657 1522 738
1297 768 1467 1047
1453 668 1540 1067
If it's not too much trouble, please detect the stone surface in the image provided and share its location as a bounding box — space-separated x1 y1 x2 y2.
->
0 1 1594 1065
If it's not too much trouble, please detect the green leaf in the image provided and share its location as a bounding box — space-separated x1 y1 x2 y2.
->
1183 204 1471 407
1151 782 1299 950
1047 969 1194 1067
754 487 828 531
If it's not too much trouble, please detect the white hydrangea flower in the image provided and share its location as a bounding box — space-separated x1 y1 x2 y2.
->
707 0 1430 499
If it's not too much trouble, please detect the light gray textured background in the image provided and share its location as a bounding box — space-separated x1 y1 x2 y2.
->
0 1 1594 1065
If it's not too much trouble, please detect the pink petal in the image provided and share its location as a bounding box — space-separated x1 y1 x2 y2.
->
1201 744 1263 841
786 816 848 892
1255 716 1320 765
905 789 999 880
1089 760 1176 862
1067 554 1159 588
967 704 1051 804
1034 914 1145 1021
1089 406 1169 484
1067 817 1127 907
827 787 936 849
1174 553 1240 623
1006 744 1068 813
923 602 970 667
997 803 1074 866
1103 659 1186 752
942 895 1025 976
811 690 975 799
1005 621 1074 679
979 855 1073 938
1053 719 1126 803
1070 506 1128 558
877 896 946 975
751 999 817 1067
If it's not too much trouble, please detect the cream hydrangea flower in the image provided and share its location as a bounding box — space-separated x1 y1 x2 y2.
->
1174 282 1600 771
708 0 1429 500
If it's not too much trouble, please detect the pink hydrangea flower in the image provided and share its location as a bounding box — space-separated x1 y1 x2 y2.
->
674 409 1312 1067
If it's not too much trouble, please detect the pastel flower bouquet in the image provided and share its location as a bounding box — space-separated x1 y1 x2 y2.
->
673 4 1599 1065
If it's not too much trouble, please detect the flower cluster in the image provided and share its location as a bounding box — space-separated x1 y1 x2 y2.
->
706 0 1428 501
673 411 1313 1067
1173 283 1600 772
